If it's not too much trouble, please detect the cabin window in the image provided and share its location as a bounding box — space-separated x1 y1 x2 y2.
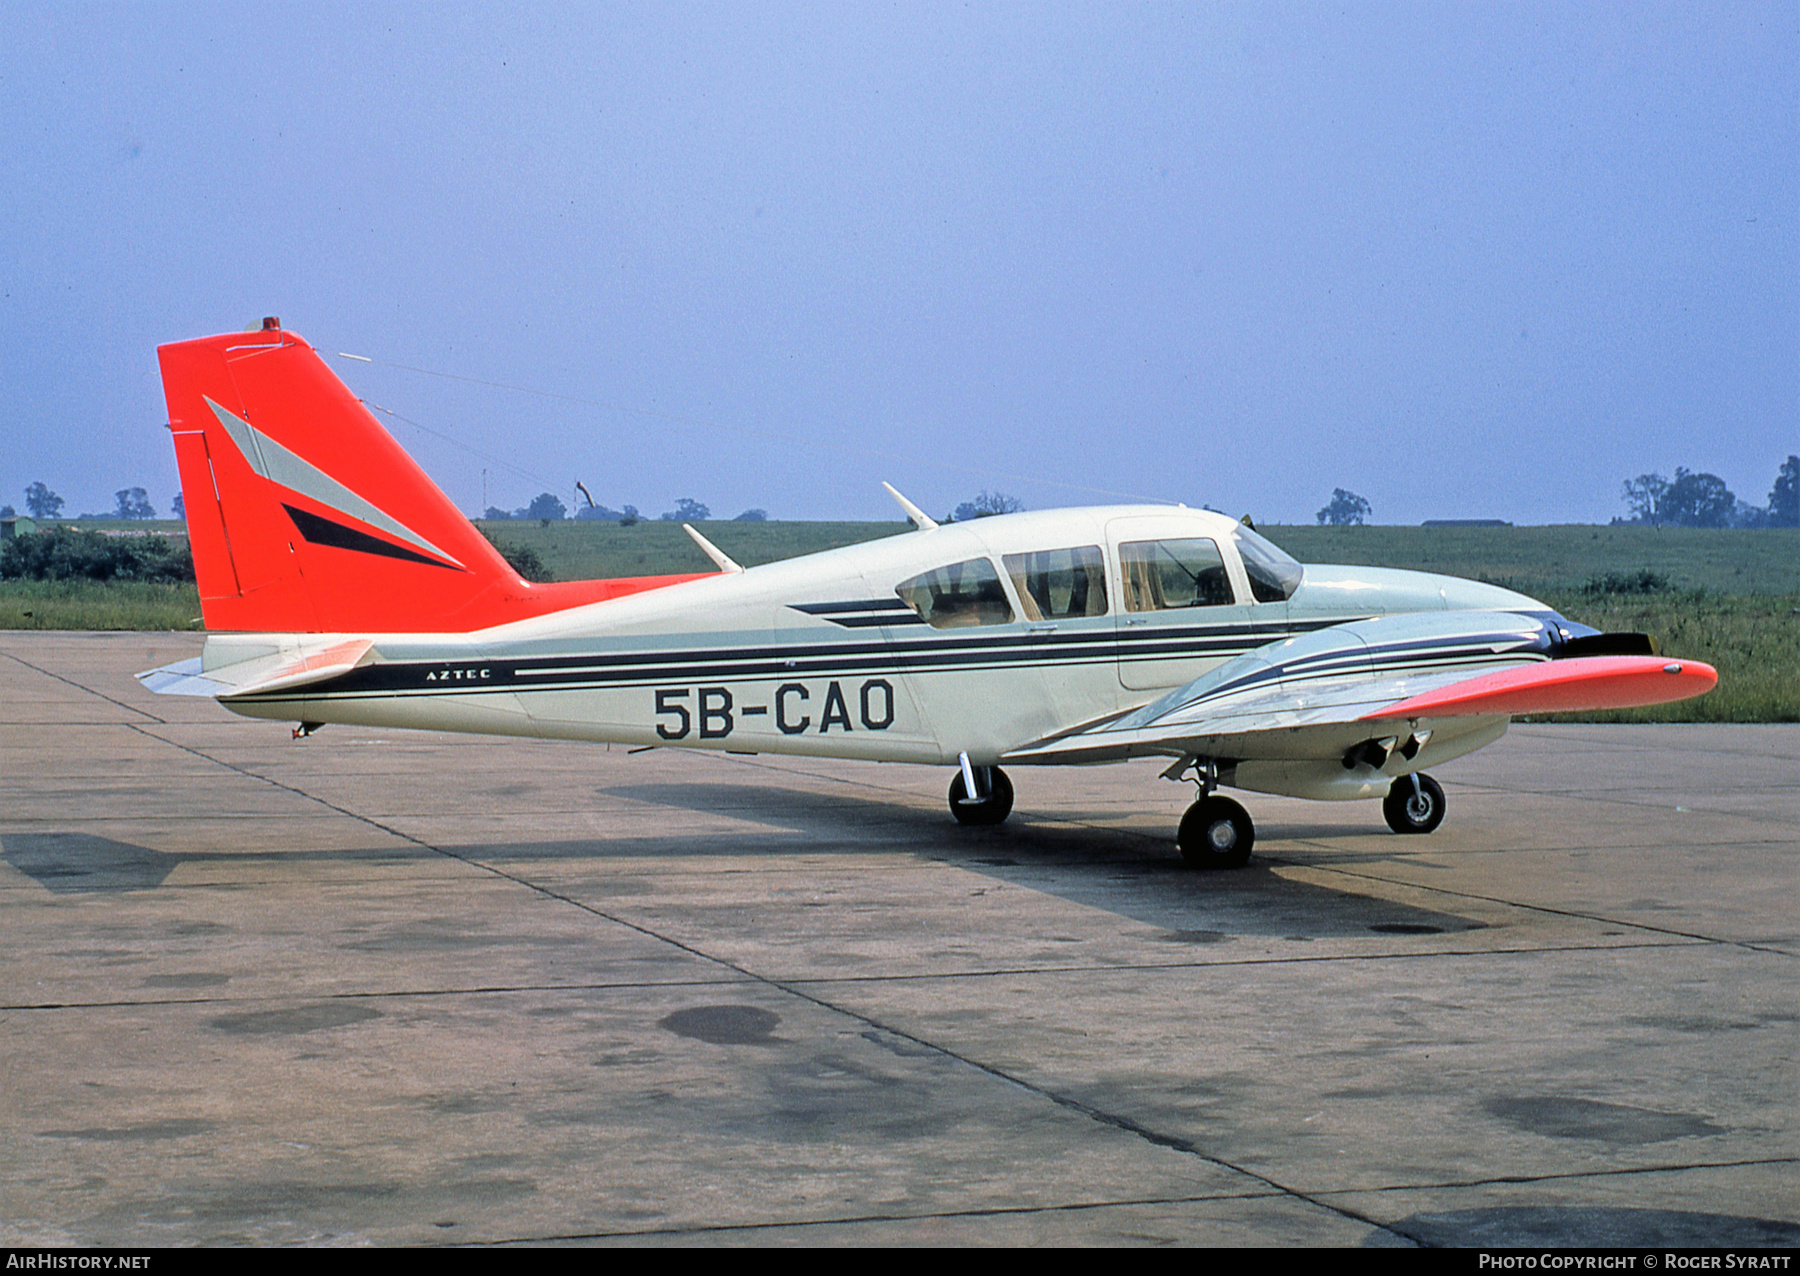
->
1231 525 1304 602
895 558 1016 628
1002 546 1108 621
1119 538 1236 611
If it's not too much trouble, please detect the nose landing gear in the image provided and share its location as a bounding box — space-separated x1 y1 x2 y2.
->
948 754 1014 826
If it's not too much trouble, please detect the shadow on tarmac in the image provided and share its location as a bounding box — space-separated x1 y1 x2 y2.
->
4 776 1483 941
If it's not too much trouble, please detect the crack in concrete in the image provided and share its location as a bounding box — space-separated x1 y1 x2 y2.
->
1297 860 1795 958
0 648 166 723
1314 1153 1800 1197
472 1186 1303 1245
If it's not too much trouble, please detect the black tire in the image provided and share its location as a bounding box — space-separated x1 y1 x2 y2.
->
1383 773 1446 835
1177 795 1254 869
949 766 1014 826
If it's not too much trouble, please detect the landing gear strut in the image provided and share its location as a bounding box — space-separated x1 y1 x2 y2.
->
949 754 1014 826
1383 772 1446 835
1170 757 1255 869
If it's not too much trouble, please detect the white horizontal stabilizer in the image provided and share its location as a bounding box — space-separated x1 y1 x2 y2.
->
138 638 374 700
136 658 228 698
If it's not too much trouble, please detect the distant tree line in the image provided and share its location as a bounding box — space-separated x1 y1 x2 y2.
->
1619 457 1798 528
12 457 1794 538
483 491 769 524
946 491 1023 522
484 492 571 524
12 482 181 522
576 502 640 524
660 498 710 522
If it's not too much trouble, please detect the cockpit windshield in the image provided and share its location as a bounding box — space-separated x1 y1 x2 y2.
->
1231 525 1304 603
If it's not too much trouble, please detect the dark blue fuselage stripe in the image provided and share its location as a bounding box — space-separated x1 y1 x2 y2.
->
789 598 915 615
243 647 1208 702
230 614 1389 704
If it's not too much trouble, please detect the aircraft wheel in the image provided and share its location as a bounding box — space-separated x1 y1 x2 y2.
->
1177 796 1254 869
1383 773 1446 835
949 766 1014 826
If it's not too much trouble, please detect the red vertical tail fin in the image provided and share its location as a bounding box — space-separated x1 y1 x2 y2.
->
158 325 705 632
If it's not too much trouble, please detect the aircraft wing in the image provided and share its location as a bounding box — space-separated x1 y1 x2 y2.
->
1004 612 1716 768
138 637 375 700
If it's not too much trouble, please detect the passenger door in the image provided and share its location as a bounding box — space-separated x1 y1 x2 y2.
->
1107 517 1266 693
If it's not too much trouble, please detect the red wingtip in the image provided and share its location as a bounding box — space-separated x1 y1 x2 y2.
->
1365 656 1719 720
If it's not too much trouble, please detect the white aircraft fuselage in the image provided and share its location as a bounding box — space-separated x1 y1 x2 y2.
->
204 506 1540 787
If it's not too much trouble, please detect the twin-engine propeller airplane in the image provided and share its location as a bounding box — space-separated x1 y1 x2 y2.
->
140 321 1718 868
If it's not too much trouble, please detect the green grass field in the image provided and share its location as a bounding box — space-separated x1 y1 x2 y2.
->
5 520 1794 720
478 519 1800 599
1250 526 1800 722
0 579 204 631
1255 524 1800 595
1527 590 1800 723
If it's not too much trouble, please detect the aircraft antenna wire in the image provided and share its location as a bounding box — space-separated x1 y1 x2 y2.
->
336 351 1177 507
365 403 566 495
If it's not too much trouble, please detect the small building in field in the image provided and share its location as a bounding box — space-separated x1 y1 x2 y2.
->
1 515 39 540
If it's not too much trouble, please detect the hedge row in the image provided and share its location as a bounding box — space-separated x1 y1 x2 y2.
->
0 527 196 583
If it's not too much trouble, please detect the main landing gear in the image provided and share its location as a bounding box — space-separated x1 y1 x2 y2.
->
1166 761 1449 869
1177 795 1254 869
1170 758 1255 869
1383 772 1446 835
948 753 1014 826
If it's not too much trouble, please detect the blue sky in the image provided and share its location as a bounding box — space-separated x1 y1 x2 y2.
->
2 3 1793 524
